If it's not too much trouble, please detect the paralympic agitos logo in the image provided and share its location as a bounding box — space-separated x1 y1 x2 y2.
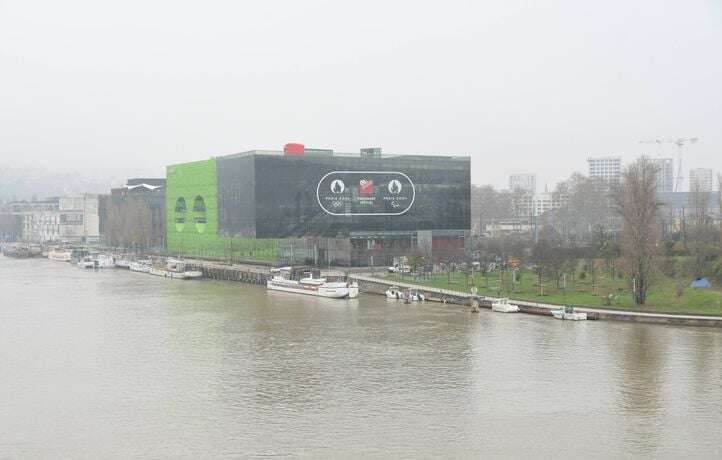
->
316 171 415 216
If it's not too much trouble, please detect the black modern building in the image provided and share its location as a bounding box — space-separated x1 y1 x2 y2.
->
212 146 471 265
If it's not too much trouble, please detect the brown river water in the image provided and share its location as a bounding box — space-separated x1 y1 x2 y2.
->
1 256 721 458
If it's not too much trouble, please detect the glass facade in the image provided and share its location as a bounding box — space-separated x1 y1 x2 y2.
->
217 153 471 239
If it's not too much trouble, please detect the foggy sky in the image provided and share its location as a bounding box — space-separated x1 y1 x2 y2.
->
2 0 721 190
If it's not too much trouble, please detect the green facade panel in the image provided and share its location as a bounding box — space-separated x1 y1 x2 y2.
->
166 158 278 261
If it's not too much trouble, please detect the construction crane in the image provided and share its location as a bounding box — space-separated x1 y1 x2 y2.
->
638 137 699 191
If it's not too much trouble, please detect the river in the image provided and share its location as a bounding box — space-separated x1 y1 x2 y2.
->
1 256 721 458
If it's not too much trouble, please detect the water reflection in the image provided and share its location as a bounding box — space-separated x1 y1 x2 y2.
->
611 325 668 455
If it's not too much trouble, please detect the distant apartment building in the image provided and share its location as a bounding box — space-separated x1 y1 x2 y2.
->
509 174 537 194
587 156 622 184
650 158 674 193
658 191 721 233
689 168 714 192
509 190 568 221
511 192 534 219
533 191 569 217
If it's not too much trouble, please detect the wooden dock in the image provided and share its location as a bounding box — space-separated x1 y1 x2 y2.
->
183 260 270 285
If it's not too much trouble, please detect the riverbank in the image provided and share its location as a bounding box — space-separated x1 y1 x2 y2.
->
6 252 722 327
354 273 722 327
381 269 722 316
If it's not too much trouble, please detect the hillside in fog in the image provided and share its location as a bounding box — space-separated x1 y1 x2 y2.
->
0 165 118 201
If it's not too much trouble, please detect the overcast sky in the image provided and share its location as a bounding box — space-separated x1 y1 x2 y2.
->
2 0 721 189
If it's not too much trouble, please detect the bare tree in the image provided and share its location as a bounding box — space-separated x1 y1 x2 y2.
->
471 185 514 235
531 219 560 295
718 173 722 231
613 158 663 305
550 173 613 244
688 181 710 227
126 198 152 250
685 181 719 278
106 204 123 247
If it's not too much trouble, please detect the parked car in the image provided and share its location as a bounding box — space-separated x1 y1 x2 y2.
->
387 265 411 274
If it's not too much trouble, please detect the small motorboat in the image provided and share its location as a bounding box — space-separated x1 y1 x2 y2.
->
491 298 519 313
404 289 425 302
386 285 403 299
551 306 587 321
77 255 96 269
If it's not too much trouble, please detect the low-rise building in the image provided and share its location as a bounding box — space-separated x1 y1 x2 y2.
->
482 219 533 238
0 198 60 242
59 194 101 244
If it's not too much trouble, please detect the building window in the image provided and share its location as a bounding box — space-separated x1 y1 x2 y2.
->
174 197 187 232
193 195 207 233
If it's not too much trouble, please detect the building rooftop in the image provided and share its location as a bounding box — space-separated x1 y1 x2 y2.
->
212 146 469 162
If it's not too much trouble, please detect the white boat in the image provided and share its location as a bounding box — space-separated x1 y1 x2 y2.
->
146 259 202 280
347 281 359 299
48 248 73 262
491 298 519 313
551 306 587 321
404 289 425 302
77 256 96 269
166 258 203 280
149 266 186 279
95 254 115 268
386 286 425 301
386 285 403 299
183 270 203 279
267 267 350 298
77 253 114 269
115 259 131 269
129 260 151 273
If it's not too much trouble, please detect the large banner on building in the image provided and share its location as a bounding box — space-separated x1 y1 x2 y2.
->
316 171 415 216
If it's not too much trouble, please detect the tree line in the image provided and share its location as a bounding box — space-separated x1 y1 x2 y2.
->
471 159 722 305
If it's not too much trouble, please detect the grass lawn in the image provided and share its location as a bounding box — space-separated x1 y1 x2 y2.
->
383 268 722 316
